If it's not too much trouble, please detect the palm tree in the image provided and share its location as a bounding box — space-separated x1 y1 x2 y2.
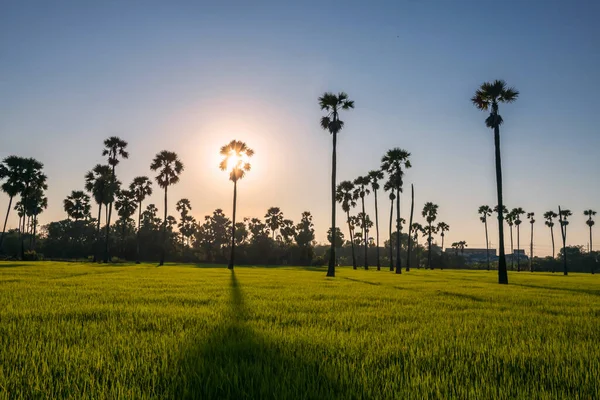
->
150 150 184 266
63 190 91 221
265 207 284 240
85 164 116 262
319 92 354 277
543 211 558 263
384 179 396 271
412 222 423 268
584 210 596 252
406 184 415 272
503 208 516 270
451 242 459 256
102 136 129 263
368 170 384 271
437 222 449 252
176 198 192 251
381 149 411 274
458 241 467 256
527 212 535 272
336 180 358 269
512 207 525 272
115 189 137 253
558 207 572 275
220 140 254 270
472 79 519 284
478 205 493 271
422 202 439 270
18 158 45 259
353 175 371 270
0 156 25 250
129 176 153 264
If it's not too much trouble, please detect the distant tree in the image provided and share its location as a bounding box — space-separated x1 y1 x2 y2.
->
234 219 250 246
368 170 384 270
356 211 373 265
381 149 411 274
478 205 493 271
437 222 449 252
17 158 46 258
115 189 137 252
85 164 114 262
327 227 345 264
64 190 91 221
279 219 297 245
265 207 284 240
558 207 572 275
412 222 424 268
527 212 535 272
319 91 354 277
296 211 315 263
451 242 459 256
178 214 197 248
102 136 129 263
543 211 558 266
195 209 232 262
457 240 467 256
219 140 253 270
422 202 439 269
151 150 184 266
0 156 25 250
512 207 525 272
353 175 371 270
384 179 396 271
472 79 519 284
336 181 358 269
176 198 192 250
27 183 48 250
503 208 516 270
584 209 596 253
129 176 153 264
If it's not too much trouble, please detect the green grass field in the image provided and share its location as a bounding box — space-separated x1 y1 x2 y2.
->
0 262 598 399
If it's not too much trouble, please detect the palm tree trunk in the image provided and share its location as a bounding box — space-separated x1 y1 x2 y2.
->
407 184 414 272
94 203 102 262
20 191 28 260
347 211 357 270
509 226 514 270
428 223 432 270
136 201 142 264
530 223 534 272
32 213 38 250
0 195 13 250
389 195 394 271
517 226 520 272
590 225 593 253
361 196 368 270
374 189 380 271
493 123 508 284
228 180 237 270
395 186 402 274
484 219 490 271
550 225 555 272
327 132 337 277
159 187 167 266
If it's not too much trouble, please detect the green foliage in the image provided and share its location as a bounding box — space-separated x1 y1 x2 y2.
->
0 263 598 398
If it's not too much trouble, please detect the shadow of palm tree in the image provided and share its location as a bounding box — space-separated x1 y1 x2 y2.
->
164 272 346 399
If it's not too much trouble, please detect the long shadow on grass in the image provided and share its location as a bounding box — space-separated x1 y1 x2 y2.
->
163 272 347 399
511 282 600 297
343 277 381 286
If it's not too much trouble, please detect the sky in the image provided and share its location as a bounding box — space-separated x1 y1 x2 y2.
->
1 0 599 256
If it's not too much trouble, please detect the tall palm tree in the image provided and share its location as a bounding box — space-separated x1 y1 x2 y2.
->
543 211 558 268
0 156 25 250
584 209 596 252
85 164 116 262
27 184 47 250
527 212 535 272
115 189 137 253
150 150 184 266
478 205 493 271
130 176 153 264
512 207 525 272
412 222 423 268
18 158 45 259
265 207 284 240
353 175 371 270
368 170 384 271
383 179 396 271
319 92 354 277
437 222 449 252
63 190 91 221
558 207 572 275
336 180 358 269
176 198 192 251
381 149 411 274
406 184 415 272
422 202 439 270
503 207 516 270
472 79 519 284
102 136 129 263
220 140 254 270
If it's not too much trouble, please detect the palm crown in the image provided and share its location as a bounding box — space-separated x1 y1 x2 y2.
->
478 205 492 222
367 170 384 191
63 190 91 220
0 156 26 198
319 92 354 135
381 148 411 178
471 80 519 128
176 198 192 217
115 190 137 220
584 209 596 227
422 202 439 224
130 176 153 203
336 181 357 212
544 211 558 227
219 140 254 182
437 222 449 236
527 212 535 224
353 176 371 198
85 164 115 205
102 136 129 167
151 151 184 189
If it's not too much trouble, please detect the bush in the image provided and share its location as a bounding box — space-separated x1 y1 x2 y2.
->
23 250 43 261
311 255 325 267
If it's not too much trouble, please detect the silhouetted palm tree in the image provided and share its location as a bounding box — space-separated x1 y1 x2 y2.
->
176 198 192 251
64 190 91 221
384 179 396 271
319 92 354 277
412 222 423 268
130 176 153 264
543 211 558 264
381 149 411 274
527 212 535 272
472 79 519 284
265 207 284 240
368 169 384 271
336 180 358 269
478 205 493 271
437 222 449 252
220 140 254 270
0 156 25 250
102 136 129 263
422 202 439 269
584 209 596 252
18 158 45 259
512 207 525 272
151 150 184 266
85 164 113 262
353 175 371 270
558 207 572 275
458 241 467 256
503 208 516 270
115 189 137 252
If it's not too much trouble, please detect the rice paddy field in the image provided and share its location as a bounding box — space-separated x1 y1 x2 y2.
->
0 262 598 399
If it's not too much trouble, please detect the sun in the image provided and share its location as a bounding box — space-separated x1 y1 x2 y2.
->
225 151 248 172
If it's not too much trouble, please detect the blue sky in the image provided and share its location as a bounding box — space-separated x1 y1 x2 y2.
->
1 0 599 255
